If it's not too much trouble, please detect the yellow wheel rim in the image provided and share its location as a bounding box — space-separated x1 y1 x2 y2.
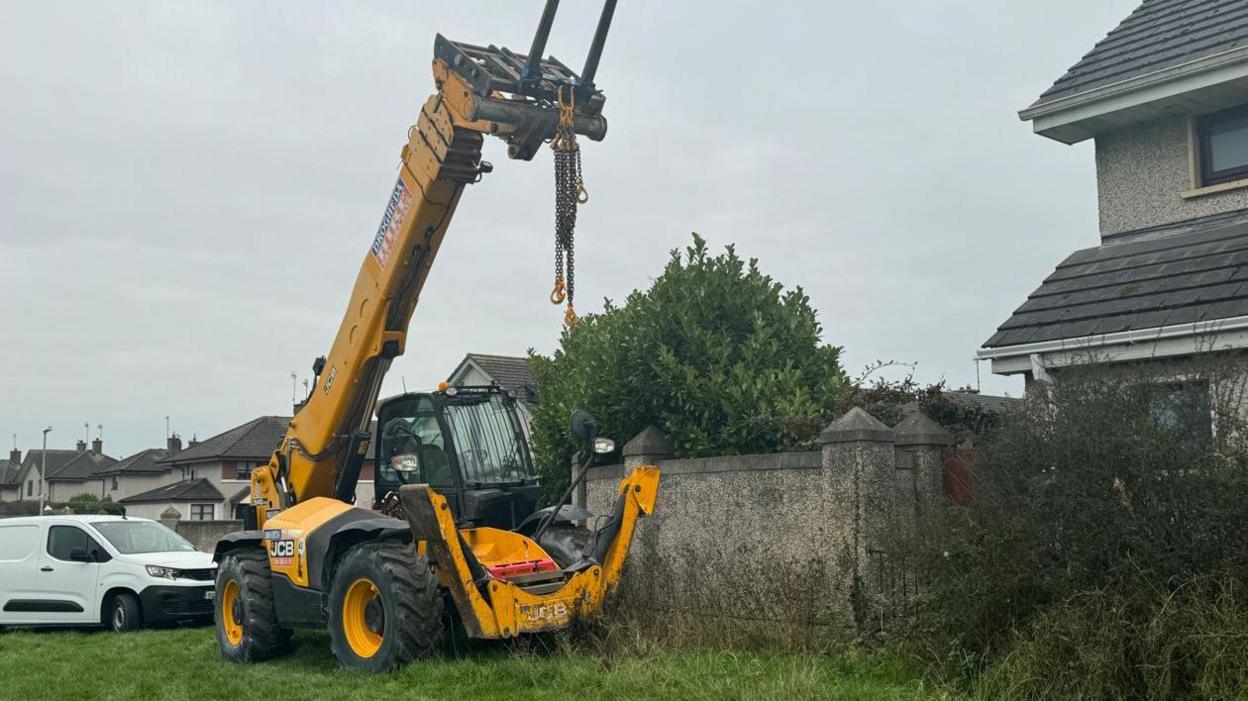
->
343 578 383 658
221 579 243 646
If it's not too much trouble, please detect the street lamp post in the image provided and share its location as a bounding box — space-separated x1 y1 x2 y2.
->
39 426 52 514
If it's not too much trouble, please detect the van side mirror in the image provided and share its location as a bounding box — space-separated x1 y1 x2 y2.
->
90 547 111 563
68 546 90 562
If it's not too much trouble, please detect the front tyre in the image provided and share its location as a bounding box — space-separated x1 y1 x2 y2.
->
328 540 443 673
215 547 291 662
107 592 142 632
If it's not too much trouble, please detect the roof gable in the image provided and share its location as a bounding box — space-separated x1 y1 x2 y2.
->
1034 0 1248 108
451 353 536 392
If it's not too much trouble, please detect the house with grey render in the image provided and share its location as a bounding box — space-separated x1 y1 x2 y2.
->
980 1 1248 422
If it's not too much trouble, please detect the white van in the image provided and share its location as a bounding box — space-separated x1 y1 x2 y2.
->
0 514 216 631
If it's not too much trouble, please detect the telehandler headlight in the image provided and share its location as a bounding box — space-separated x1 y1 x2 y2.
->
593 437 616 455
390 454 421 473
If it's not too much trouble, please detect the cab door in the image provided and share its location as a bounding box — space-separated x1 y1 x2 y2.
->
35 524 105 623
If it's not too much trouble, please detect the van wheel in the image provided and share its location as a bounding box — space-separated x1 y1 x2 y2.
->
215 547 291 662
328 540 443 672
108 592 142 632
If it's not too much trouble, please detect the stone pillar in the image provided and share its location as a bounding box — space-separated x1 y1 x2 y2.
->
159 506 182 531
894 413 953 512
622 425 674 469
820 407 895 630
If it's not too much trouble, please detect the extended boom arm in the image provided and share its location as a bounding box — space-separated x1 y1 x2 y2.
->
246 25 610 529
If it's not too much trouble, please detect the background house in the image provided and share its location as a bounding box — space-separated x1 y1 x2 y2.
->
447 352 538 433
42 438 116 502
94 440 178 503
161 415 379 517
980 1 1248 424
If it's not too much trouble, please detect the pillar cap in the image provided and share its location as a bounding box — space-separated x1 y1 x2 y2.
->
623 425 674 458
820 407 894 444
894 412 954 446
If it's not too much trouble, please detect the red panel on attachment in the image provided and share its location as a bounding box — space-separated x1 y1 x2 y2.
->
484 558 557 580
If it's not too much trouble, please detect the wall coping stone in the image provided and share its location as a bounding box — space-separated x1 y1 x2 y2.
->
622 425 675 458
894 413 954 446
585 450 821 482
820 407 895 444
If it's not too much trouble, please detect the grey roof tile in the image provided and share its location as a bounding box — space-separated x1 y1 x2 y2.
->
96 448 172 476
162 416 289 465
459 354 536 393
984 209 1248 349
45 452 117 483
119 478 223 504
1034 0 1248 107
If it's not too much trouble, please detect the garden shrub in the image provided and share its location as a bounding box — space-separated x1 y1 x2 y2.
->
894 361 1248 698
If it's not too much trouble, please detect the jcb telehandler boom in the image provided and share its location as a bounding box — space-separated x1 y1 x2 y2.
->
210 1 660 672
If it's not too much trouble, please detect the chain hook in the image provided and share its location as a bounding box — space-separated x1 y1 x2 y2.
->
550 277 566 304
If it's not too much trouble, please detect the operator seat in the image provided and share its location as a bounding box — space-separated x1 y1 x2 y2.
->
421 444 455 487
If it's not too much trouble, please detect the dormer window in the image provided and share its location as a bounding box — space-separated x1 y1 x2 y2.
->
1197 105 1248 187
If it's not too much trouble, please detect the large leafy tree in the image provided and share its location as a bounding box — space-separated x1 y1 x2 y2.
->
529 234 848 498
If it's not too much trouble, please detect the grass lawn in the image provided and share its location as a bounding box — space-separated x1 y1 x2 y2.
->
0 626 952 700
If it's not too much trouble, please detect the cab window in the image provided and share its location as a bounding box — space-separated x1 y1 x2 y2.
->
380 397 455 487
46 525 105 562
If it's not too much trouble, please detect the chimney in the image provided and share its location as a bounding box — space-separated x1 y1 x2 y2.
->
167 433 183 452
76 439 87 452
188 434 199 447
91 437 102 456
9 449 19 464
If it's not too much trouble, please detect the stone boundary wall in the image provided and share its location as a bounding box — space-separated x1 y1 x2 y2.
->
582 409 951 632
170 518 243 553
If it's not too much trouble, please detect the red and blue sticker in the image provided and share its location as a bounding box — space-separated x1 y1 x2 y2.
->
370 177 414 269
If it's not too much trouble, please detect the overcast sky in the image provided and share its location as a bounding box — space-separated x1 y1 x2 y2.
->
1 1 1139 458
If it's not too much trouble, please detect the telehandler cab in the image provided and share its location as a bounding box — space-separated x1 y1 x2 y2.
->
211 0 660 672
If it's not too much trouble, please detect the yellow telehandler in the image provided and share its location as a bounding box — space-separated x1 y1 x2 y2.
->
211 0 660 672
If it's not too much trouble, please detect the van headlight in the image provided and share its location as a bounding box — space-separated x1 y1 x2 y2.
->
145 565 182 580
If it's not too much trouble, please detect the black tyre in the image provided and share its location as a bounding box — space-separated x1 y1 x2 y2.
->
537 524 592 569
215 547 292 662
327 540 443 673
107 592 142 632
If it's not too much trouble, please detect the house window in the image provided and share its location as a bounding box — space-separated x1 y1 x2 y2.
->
190 504 214 521
1198 105 1248 186
111 476 119 491
1150 382 1212 444
26 480 32 497
234 462 254 480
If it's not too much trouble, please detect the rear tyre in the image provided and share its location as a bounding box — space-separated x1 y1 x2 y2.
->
107 592 142 632
537 524 592 569
328 540 443 673
215 547 292 662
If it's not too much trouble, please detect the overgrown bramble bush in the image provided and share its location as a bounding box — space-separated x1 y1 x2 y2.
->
894 362 1248 699
529 234 848 499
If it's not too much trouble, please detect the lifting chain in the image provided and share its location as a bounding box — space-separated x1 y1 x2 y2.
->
551 85 587 327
